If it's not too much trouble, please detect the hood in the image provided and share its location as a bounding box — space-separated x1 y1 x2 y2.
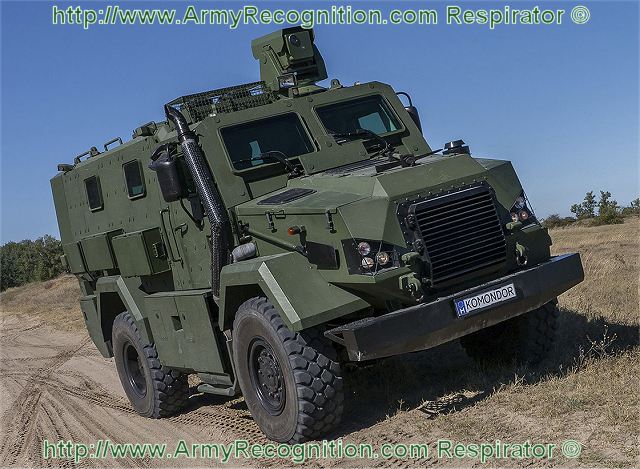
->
235 154 523 243
297 154 513 200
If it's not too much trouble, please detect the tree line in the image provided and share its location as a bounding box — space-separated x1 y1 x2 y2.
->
0 235 65 291
544 191 640 228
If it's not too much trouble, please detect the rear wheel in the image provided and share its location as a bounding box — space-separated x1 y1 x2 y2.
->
460 300 559 365
232 297 343 443
112 311 189 417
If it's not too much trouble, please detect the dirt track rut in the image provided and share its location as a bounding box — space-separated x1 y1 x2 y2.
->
0 314 278 467
0 313 430 468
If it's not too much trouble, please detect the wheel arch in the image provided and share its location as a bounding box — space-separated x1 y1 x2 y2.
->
98 291 125 353
220 283 265 331
95 275 155 350
218 252 370 332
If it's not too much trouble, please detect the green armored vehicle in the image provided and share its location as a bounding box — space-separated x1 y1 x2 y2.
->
51 27 584 443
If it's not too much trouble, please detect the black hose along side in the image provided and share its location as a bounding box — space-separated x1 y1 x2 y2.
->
164 105 231 297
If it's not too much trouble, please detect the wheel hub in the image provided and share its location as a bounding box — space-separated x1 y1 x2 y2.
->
249 338 285 415
123 342 147 398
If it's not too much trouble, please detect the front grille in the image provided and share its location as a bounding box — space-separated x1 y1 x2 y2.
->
411 186 506 284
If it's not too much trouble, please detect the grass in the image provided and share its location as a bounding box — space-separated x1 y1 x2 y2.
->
0 274 83 331
550 216 638 325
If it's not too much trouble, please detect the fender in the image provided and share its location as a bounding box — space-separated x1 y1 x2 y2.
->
218 252 370 331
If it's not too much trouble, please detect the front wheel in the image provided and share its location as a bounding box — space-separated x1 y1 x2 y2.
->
232 297 343 443
460 300 559 365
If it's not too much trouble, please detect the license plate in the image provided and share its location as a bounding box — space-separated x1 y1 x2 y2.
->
454 283 517 317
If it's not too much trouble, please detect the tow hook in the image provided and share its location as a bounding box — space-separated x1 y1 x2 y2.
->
399 273 424 301
515 242 529 266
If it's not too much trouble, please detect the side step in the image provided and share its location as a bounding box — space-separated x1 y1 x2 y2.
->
195 332 240 397
197 383 237 397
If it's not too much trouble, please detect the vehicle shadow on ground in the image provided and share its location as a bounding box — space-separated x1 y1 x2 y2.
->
177 308 638 433
330 308 639 438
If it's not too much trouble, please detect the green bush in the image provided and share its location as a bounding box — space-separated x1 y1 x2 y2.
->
569 190 634 226
0 235 65 291
570 191 597 220
542 214 576 229
621 198 640 217
594 191 624 225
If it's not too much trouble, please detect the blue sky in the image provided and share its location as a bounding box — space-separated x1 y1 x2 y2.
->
1 1 638 242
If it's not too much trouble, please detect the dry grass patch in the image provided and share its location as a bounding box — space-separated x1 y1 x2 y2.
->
550 216 639 325
0 274 82 331
404 350 640 467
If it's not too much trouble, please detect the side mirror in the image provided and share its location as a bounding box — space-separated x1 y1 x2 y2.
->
396 92 422 133
148 144 185 202
443 139 470 155
404 105 422 133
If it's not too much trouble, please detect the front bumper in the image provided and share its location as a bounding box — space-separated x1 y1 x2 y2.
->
325 253 584 361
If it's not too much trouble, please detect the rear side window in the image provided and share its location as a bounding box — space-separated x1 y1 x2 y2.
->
84 176 103 211
123 160 145 199
221 113 314 170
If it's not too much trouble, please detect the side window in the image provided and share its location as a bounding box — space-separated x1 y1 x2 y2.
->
123 160 145 199
84 176 103 211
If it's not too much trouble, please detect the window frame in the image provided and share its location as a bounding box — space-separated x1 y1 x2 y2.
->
219 112 316 173
84 175 104 212
122 159 146 200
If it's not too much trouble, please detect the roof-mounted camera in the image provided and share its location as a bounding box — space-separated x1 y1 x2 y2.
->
251 27 327 94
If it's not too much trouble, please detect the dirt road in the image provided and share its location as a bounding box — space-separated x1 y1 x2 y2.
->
0 313 275 467
2 309 637 468
1 310 445 468
1 219 638 467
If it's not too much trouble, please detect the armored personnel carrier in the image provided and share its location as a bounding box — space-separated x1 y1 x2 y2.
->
51 27 584 443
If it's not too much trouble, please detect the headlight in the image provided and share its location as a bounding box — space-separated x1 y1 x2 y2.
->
357 242 371 256
361 257 375 269
376 251 390 266
510 192 537 225
343 239 400 275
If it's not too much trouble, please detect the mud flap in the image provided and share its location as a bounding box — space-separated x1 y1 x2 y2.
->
80 295 112 358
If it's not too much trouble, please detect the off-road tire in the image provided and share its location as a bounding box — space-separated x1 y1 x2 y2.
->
112 311 189 417
232 297 343 443
460 300 559 365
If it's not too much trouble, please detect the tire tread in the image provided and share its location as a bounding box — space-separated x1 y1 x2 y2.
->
235 297 343 443
113 311 189 418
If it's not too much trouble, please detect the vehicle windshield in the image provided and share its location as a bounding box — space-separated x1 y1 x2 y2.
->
221 113 314 170
316 95 401 135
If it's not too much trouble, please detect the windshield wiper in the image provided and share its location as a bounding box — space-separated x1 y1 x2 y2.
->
329 128 392 156
234 151 302 177
329 128 421 167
